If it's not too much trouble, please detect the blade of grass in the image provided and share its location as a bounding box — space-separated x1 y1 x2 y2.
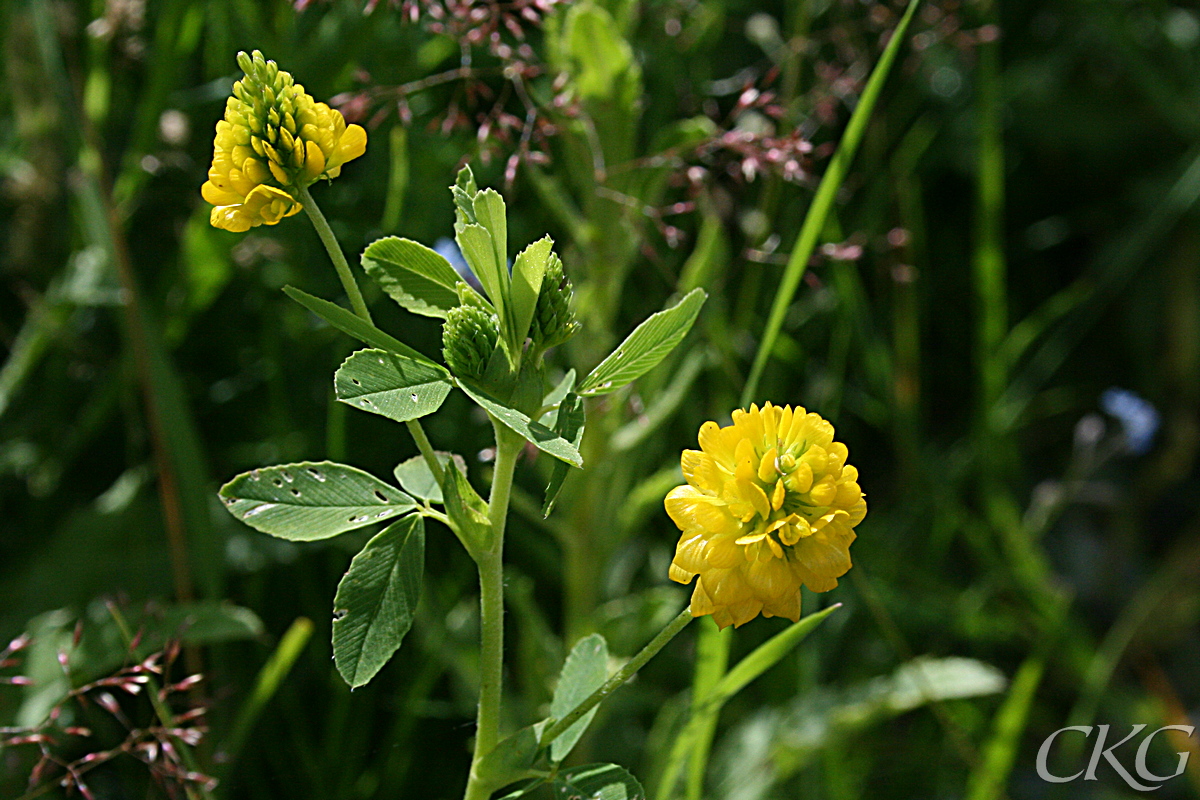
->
656 605 840 799
973 0 1008 441
963 653 1045 800
740 0 920 408
685 618 731 800
218 617 314 774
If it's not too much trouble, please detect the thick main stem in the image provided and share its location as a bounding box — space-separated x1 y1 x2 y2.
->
463 422 521 800
297 183 445 484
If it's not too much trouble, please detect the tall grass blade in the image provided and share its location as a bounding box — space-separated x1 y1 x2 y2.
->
740 0 921 407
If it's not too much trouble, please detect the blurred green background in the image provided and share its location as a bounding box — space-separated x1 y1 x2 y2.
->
2 0 1199 797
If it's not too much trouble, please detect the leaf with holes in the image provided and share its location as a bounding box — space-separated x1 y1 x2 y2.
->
393 452 467 504
553 764 645 800
219 462 416 541
361 237 462 319
578 288 706 396
332 515 424 687
336 349 454 423
283 286 444 370
543 392 584 517
549 633 608 762
459 381 583 467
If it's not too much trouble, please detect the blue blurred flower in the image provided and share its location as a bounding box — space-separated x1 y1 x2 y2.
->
1101 388 1160 455
434 237 481 291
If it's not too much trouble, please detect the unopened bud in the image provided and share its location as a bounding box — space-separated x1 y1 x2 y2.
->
443 305 501 380
530 253 580 350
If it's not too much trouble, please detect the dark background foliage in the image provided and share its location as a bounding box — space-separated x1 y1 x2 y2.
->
2 0 1199 797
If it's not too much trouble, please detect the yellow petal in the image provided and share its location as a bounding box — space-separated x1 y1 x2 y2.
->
809 476 837 506
669 563 694 584
681 449 723 493
757 446 778 483
764 535 784 559
787 461 813 494
335 123 367 166
738 478 770 519
268 159 290 185
762 591 801 622
201 180 240 206
771 478 785 510
835 480 862 508
665 486 733 534
734 438 757 482
303 140 326 182
705 536 744 569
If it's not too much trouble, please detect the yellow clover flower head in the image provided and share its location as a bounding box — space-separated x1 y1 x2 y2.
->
201 50 368 232
666 402 866 629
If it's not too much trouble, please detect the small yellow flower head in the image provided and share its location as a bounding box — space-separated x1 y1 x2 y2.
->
201 50 368 232
666 403 866 629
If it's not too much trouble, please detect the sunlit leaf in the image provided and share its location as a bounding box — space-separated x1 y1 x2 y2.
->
361 237 462 318
335 349 453 423
579 288 707 396
459 381 583 467
509 236 551 348
393 452 466 503
219 462 416 541
543 392 584 517
283 285 443 369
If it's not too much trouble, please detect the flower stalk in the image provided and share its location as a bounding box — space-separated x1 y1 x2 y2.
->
539 607 694 749
296 185 446 495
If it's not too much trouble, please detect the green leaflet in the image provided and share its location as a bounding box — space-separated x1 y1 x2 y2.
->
335 349 453 424
509 235 552 349
579 288 707 396
332 515 425 688
441 459 493 556
361 237 462 318
459 380 583 467
543 391 584 517
456 223 506 320
553 764 645 800
549 633 609 762
393 452 465 504
219 461 416 541
283 285 444 371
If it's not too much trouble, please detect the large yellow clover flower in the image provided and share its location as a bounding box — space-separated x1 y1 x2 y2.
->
201 50 367 232
666 403 866 629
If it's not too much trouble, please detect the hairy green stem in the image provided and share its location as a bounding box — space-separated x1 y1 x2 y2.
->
463 421 522 800
539 608 694 748
297 183 445 485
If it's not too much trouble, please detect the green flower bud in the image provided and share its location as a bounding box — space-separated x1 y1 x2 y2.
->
443 305 501 380
530 253 580 350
